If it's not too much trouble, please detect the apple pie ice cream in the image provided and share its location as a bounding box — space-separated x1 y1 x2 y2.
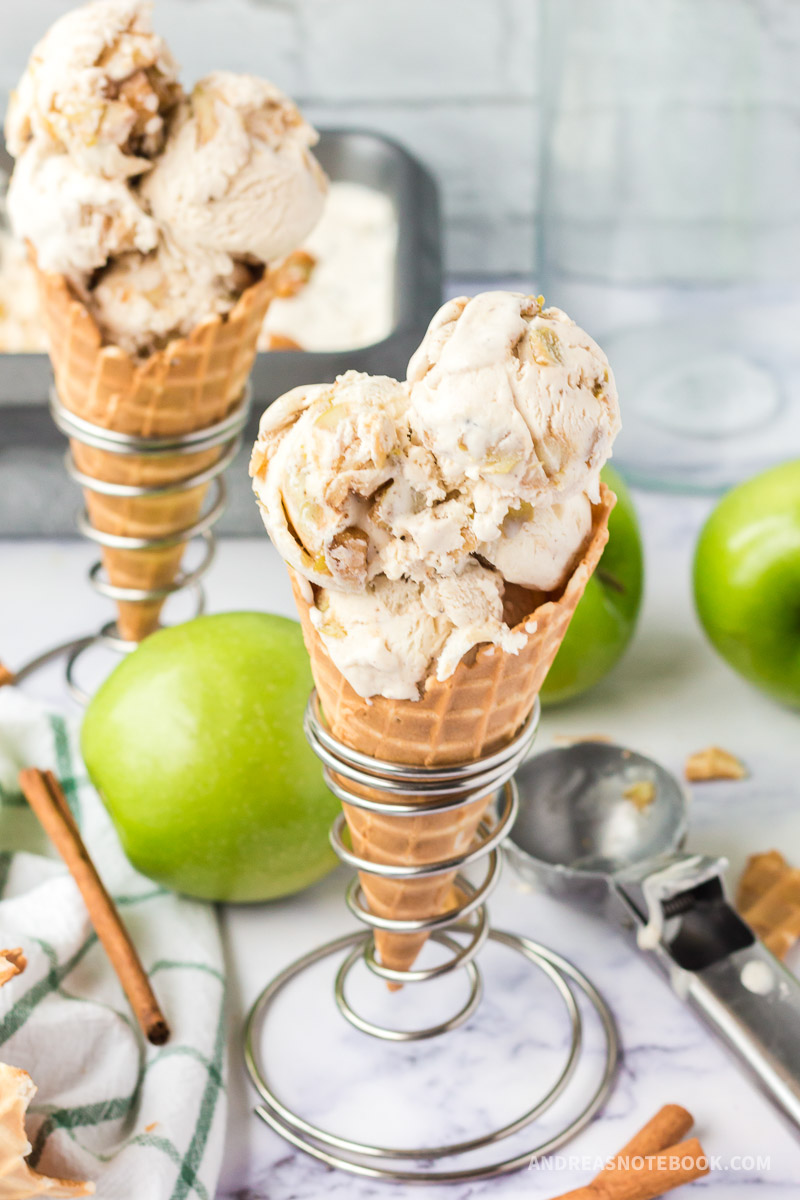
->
4 0 327 354
251 291 620 701
406 291 619 579
4 0 181 179
141 71 327 271
4 0 326 641
251 371 411 590
6 142 159 281
87 239 259 356
309 564 528 702
252 291 619 976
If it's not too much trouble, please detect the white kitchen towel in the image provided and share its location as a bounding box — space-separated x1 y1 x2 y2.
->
0 687 227 1200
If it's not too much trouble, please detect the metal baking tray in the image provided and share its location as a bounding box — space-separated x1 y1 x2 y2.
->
0 128 442 536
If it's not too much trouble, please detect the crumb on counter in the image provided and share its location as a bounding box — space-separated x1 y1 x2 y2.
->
736 850 800 961
0 1062 94 1195
685 746 747 782
0 948 26 987
736 850 788 911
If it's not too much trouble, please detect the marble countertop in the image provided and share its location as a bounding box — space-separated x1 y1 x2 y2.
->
4 487 800 1198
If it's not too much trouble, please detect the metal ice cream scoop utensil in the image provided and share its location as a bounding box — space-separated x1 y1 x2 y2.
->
506 741 800 1132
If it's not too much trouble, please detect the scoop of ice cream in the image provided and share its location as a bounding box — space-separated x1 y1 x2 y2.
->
310 575 448 701
407 291 620 542
7 143 158 281
482 490 593 591
250 371 411 590
251 291 621 698
4 0 181 179
141 71 327 268
87 240 255 356
251 330 608 596
310 563 527 701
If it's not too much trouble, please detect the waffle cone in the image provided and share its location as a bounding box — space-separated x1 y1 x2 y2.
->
291 484 615 977
34 262 275 640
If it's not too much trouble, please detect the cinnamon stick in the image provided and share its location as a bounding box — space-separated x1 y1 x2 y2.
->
600 1139 708 1199
548 1108 708 1200
18 768 170 1045
595 1104 694 1181
0 661 16 688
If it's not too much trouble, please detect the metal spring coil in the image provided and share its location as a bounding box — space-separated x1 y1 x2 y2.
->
303 690 541 1039
50 384 251 630
43 386 251 701
244 692 619 1182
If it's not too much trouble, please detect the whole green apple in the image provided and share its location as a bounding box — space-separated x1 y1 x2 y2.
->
82 612 339 902
540 465 644 706
694 460 800 707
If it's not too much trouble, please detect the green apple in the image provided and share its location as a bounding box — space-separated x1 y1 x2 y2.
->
82 612 339 902
694 460 800 707
541 465 644 706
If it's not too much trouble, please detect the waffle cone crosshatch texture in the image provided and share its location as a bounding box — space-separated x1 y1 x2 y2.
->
291 486 615 976
36 261 276 641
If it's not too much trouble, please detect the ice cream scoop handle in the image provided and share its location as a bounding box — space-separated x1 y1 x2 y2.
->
686 943 800 1130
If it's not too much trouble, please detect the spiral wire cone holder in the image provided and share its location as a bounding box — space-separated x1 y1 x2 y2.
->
245 692 620 1182
15 385 252 703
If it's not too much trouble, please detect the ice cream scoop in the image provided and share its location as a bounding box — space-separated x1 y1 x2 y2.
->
508 741 800 1132
7 143 158 282
310 564 527 701
4 0 181 179
407 291 621 544
142 71 327 269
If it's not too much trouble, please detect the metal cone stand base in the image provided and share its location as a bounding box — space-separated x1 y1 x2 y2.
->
15 386 251 703
244 694 619 1183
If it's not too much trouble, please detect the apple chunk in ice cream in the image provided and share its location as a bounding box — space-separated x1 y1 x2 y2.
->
251 291 621 701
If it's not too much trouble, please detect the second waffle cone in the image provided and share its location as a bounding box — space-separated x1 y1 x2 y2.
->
291 484 615 978
35 262 275 641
